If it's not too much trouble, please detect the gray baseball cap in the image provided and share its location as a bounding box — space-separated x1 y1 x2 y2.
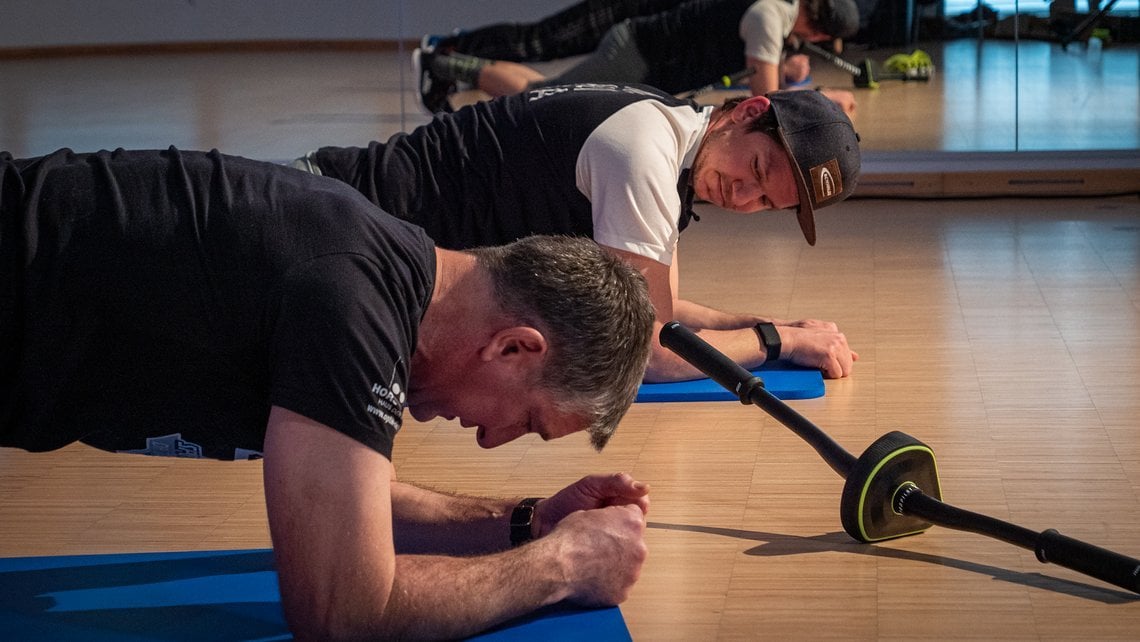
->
767 90 861 246
816 0 861 39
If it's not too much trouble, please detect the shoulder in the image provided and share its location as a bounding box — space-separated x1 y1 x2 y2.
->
523 83 690 123
742 0 798 25
584 99 708 161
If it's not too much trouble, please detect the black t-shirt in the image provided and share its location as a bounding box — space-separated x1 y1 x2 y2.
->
0 147 435 460
631 0 760 93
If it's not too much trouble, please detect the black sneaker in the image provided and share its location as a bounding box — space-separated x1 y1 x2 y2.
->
421 33 445 52
421 32 461 55
413 46 455 115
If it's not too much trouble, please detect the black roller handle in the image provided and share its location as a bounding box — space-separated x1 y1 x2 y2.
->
798 41 864 78
660 321 857 478
676 68 755 100
899 486 1140 594
1036 528 1140 594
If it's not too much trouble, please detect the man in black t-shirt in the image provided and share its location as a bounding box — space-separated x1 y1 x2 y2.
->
423 0 686 63
415 0 859 115
0 147 655 639
298 83 862 382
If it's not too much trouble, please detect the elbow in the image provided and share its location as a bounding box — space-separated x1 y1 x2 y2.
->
285 604 392 642
284 608 346 642
281 578 397 641
643 346 695 383
284 602 372 642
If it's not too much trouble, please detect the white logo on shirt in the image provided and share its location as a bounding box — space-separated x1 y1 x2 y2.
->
365 362 405 432
528 83 662 102
120 433 203 458
371 380 405 408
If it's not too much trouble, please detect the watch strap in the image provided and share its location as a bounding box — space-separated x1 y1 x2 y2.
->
509 497 542 547
753 322 782 361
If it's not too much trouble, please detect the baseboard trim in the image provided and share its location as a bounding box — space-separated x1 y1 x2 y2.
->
0 39 415 60
858 150 1140 198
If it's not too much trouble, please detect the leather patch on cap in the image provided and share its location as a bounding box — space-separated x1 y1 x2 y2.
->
810 159 843 204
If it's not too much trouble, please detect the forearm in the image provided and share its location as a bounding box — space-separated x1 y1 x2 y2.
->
380 498 647 640
378 543 569 640
748 59 782 95
391 480 522 555
672 298 775 330
645 324 765 382
266 415 639 641
646 318 859 381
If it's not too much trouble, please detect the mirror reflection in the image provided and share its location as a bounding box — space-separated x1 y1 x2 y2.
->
409 1 1138 152
843 0 1138 150
0 0 1135 158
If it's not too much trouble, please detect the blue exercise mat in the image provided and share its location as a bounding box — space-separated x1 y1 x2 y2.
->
0 549 631 641
635 363 824 402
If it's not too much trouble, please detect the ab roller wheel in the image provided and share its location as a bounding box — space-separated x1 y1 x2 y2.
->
660 321 1140 594
840 430 941 543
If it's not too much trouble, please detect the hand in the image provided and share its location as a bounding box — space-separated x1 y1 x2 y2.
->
779 325 858 379
782 54 812 85
546 504 648 606
820 88 857 119
535 472 649 538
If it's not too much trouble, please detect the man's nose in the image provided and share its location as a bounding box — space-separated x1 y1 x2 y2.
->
731 180 760 207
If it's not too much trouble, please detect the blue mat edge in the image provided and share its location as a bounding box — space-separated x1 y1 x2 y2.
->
635 364 824 403
0 548 631 641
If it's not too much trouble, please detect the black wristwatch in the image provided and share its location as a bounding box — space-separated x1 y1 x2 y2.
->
510 497 542 547
753 322 782 361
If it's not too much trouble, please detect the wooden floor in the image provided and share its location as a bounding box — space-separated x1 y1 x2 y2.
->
2 40 1140 640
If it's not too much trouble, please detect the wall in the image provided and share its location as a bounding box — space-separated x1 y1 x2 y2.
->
0 0 568 49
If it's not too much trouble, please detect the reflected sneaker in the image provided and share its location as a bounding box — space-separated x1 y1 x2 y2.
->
290 151 322 176
421 31 463 55
421 33 445 52
412 46 455 115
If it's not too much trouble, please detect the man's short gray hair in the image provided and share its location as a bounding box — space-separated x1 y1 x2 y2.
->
471 236 654 449
802 0 860 40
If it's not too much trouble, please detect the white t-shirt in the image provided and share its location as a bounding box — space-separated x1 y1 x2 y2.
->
576 100 713 265
740 0 798 65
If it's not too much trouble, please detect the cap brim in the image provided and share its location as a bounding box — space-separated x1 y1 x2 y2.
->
777 128 817 246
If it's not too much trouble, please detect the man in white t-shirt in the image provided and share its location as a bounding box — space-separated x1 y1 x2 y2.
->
296 83 861 383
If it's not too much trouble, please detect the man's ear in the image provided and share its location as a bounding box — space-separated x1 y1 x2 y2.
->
478 326 548 364
732 94 773 124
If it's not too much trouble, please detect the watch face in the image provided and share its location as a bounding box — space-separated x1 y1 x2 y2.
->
756 323 781 360
763 326 780 345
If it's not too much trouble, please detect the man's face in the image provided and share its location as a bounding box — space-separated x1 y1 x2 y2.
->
795 27 832 43
406 375 586 449
690 105 800 214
